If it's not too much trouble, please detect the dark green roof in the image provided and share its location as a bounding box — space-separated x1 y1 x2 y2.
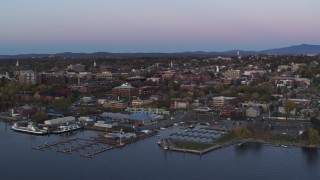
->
114 83 135 89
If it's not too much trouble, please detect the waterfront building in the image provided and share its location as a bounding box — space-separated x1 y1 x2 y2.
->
44 116 76 126
100 112 161 125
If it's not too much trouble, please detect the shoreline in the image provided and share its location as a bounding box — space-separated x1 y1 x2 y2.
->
166 138 320 155
244 138 320 149
0 115 18 121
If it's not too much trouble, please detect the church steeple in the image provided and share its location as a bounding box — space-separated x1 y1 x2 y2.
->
16 60 19 67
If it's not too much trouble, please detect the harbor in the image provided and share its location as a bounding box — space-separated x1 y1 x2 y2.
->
1 120 319 180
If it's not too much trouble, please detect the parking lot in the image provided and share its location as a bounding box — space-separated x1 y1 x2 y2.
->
168 125 226 144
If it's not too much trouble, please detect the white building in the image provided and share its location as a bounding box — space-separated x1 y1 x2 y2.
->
44 116 76 126
246 107 261 118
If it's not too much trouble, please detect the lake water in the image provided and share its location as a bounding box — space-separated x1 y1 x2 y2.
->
0 121 319 180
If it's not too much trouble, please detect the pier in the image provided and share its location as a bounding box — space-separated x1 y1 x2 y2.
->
32 138 77 151
32 131 157 158
0 115 18 121
81 146 115 158
57 141 99 154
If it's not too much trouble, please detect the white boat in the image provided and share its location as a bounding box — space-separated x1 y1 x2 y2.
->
11 122 47 135
116 129 126 148
52 123 81 134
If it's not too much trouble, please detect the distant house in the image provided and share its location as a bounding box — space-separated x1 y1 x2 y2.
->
172 100 189 110
209 96 237 107
103 100 128 109
224 70 241 79
246 107 261 118
278 106 296 115
231 108 246 120
131 98 154 107
219 105 235 117
180 84 196 93
242 102 270 111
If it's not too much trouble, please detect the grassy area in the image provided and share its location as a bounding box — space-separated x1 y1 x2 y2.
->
174 141 212 151
270 135 297 143
213 131 237 144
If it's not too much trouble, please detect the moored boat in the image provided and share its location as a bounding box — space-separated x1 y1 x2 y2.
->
11 122 47 135
52 123 81 134
157 139 163 145
116 143 126 148
116 129 125 148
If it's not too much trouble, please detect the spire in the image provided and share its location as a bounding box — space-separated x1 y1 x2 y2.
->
237 51 241 59
16 60 19 67
94 61 97 67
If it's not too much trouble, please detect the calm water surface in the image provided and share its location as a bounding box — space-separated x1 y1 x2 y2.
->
0 121 319 180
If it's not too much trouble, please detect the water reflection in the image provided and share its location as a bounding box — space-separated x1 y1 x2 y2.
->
235 142 262 155
57 130 78 137
301 147 319 166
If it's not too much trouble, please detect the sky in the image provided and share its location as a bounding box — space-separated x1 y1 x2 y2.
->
1 0 320 55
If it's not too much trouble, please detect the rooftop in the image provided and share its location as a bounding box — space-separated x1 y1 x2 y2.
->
114 83 135 89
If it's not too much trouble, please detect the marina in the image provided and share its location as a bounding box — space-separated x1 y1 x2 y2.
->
32 131 158 158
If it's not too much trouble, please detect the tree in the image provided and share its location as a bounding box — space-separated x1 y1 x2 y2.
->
214 84 226 93
180 92 192 99
251 92 260 101
284 100 295 120
169 90 176 99
308 128 320 144
53 98 72 110
198 90 205 97
261 94 271 102
35 111 48 123
310 117 320 130
156 99 171 108
234 125 252 139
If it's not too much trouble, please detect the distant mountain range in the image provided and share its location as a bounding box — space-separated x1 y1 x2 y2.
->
1 44 320 59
